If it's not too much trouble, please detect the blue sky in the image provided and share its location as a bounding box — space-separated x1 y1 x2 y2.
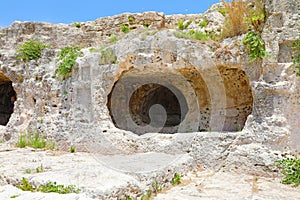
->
0 0 220 27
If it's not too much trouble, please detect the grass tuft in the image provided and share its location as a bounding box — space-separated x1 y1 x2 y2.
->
16 131 54 150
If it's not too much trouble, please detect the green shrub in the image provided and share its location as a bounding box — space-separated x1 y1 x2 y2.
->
199 19 208 28
275 157 300 187
17 39 49 62
55 46 82 79
121 24 130 33
109 34 118 44
100 48 118 65
242 31 268 62
73 22 81 28
128 16 134 22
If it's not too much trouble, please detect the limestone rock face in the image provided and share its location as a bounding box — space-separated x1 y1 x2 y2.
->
0 1 299 178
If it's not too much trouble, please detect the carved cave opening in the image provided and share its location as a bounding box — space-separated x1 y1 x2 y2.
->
0 71 16 126
129 84 188 128
107 65 253 134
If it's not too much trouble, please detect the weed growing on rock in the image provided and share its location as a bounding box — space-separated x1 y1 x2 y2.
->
121 24 130 33
141 189 152 200
292 38 300 76
37 182 80 194
73 22 81 28
17 39 49 62
199 19 208 28
17 132 46 149
247 0 266 32
18 177 34 191
153 180 162 194
18 177 80 194
100 48 118 65
171 173 182 186
174 31 209 42
70 145 76 153
217 7 227 16
128 16 134 22
46 140 55 150
242 31 268 62
275 157 300 187
36 164 44 173
10 195 20 198
178 20 185 30
55 46 82 79
17 131 54 150
177 20 191 30
109 34 118 44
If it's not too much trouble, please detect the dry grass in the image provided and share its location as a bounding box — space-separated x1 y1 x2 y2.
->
221 0 266 38
222 0 249 38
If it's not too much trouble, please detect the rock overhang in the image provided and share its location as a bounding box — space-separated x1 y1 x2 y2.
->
85 30 255 134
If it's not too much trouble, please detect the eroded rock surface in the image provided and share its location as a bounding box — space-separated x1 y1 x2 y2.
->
0 0 299 199
0 145 298 199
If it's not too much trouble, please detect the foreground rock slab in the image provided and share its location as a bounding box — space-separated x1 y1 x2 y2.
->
154 170 300 200
0 144 194 199
0 145 299 199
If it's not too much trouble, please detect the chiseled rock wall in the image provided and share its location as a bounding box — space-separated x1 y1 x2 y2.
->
0 0 298 175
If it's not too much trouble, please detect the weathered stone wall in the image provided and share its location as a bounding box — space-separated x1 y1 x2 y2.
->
0 0 299 175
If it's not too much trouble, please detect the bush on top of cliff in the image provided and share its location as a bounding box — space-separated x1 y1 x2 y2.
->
55 46 83 80
16 39 49 62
